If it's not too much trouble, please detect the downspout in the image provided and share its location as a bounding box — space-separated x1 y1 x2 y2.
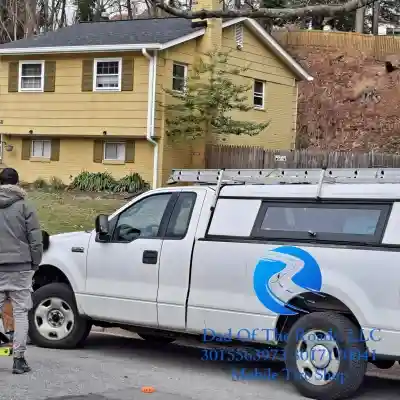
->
142 48 158 189
0 134 3 162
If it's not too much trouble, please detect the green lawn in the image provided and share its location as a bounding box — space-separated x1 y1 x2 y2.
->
29 190 126 235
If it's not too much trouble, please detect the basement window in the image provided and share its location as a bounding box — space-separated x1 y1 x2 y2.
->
253 80 265 109
104 142 126 161
31 140 51 158
19 61 44 92
172 62 187 92
94 58 122 91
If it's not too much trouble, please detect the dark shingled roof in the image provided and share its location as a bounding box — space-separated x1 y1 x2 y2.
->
0 17 202 49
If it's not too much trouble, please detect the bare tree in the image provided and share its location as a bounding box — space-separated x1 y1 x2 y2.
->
154 0 376 20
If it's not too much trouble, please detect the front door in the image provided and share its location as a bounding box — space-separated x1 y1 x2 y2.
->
83 191 179 327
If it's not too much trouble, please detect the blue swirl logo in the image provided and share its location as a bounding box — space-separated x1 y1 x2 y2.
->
253 246 322 315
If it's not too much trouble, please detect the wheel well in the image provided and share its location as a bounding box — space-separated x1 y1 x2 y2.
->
275 292 362 344
33 265 71 291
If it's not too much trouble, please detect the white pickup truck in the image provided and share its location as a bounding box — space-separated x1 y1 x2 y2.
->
29 168 400 400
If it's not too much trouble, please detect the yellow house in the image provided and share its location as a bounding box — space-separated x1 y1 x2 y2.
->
0 1 312 188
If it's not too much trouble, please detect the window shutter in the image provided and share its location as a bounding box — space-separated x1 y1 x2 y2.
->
82 60 93 92
125 140 135 163
21 139 31 160
93 140 103 163
121 57 134 91
44 61 56 92
50 138 60 161
8 62 19 92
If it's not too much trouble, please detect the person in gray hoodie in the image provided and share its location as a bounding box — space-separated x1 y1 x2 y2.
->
0 168 43 374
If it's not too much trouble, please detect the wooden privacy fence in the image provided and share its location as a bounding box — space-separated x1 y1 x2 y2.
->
205 145 400 169
271 30 400 60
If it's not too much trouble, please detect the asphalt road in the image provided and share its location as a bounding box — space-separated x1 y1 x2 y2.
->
0 329 399 400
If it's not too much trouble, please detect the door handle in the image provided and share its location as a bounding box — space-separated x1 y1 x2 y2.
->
143 250 158 264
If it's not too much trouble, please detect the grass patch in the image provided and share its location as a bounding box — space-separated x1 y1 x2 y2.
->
29 190 126 235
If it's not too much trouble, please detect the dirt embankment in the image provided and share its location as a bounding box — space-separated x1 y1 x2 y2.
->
291 47 400 152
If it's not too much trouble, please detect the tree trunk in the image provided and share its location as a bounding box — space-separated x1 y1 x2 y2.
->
126 0 133 19
355 0 365 33
372 0 380 35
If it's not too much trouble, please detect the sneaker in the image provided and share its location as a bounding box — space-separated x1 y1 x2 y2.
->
12 357 31 374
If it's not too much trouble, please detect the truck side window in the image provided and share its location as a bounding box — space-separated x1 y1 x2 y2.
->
113 193 173 241
165 192 197 239
251 202 390 244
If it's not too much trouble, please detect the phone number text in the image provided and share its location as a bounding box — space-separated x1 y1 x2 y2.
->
200 348 375 362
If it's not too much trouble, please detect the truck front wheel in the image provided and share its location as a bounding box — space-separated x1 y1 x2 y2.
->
29 283 92 349
285 311 367 400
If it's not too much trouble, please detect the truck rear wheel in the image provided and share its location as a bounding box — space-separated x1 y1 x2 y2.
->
29 283 92 349
285 311 367 400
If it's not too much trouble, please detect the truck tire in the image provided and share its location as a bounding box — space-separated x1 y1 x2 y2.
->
137 333 175 346
285 311 367 400
29 283 92 349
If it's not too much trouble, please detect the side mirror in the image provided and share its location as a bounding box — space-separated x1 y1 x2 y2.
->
95 214 110 235
42 230 50 251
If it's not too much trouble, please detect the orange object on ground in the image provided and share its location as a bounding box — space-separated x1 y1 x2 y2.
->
2 301 13 333
141 386 155 393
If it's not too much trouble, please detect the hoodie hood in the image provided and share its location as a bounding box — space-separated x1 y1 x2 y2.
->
0 185 26 209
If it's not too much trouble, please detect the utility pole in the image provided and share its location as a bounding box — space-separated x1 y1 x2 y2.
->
372 0 380 35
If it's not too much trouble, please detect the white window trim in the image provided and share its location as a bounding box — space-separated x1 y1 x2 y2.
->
31 139 51 158
172 62 188 93
18 60 45 92
93 58 122 92
253 79 265 110
103 141 126 161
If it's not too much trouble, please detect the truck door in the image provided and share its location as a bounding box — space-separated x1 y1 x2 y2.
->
83 191 180 326
157 189 207 330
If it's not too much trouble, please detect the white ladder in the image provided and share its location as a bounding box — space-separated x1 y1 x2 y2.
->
168 168 400 185
168 168 400 203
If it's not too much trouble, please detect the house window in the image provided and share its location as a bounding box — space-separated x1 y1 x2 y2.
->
19 61 44 92
104 142 126 161
172 63 187 92
94 58 122 91
31 140 51 158
253 80 265 109
235 23 244 49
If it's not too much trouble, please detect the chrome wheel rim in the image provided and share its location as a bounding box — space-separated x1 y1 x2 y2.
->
296 329 341 386
34 297 75 341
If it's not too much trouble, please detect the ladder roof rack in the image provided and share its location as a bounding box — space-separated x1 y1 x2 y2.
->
168 168 400 186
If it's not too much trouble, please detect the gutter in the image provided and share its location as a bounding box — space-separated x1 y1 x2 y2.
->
0 43 161 55
142 48 158 189
244 19 313 82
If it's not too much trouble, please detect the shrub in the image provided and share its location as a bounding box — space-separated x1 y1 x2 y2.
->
32 177 48 189
48 176 66 191
70 171 117 192
19 181 30 189
70 171 150 193
113 172 150 193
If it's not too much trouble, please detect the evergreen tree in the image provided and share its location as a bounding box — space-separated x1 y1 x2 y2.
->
163 51 270 141
74 0 96 22
260 0 288 31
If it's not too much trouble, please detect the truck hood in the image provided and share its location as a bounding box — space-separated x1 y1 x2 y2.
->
47 230 92 247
